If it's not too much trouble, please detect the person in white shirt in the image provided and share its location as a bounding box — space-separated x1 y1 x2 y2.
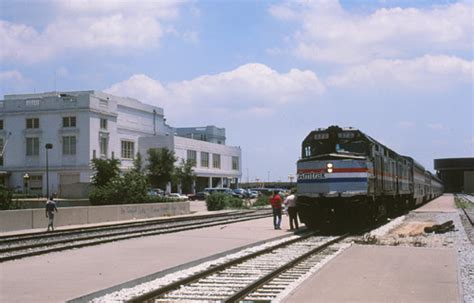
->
284 190 299 230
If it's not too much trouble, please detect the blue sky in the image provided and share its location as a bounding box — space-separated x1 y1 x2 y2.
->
1 0 472 182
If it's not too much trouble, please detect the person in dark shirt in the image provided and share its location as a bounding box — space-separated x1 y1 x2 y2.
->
45 196 58 232
269 191 282 229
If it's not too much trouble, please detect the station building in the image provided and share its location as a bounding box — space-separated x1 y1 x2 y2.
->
434 158 474 193
0 91 241 198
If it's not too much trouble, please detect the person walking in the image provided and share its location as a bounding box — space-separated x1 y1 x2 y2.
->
284 190 299 230
269 191 283 229
45 196 58 232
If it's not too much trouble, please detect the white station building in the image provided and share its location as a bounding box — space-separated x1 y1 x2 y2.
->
0 91 241 198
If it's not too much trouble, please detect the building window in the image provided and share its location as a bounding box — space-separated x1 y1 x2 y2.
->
100 137 108 157
26 118 39 129
62 136 76 155
100 118 107 130
232 156 239 170
121 140 134 159
201 152 209 168
0 120 3 130
62 116 76 128
187 150 197 167
29 175 43 191
212 153 221 169
26 137 39 156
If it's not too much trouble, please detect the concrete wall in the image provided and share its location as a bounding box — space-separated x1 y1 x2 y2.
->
0 201 190 232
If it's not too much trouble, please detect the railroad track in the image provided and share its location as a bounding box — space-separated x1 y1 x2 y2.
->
0 209 271 262
457 194 474 226
98 232 350 303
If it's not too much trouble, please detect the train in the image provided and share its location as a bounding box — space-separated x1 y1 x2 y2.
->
296 125 443 229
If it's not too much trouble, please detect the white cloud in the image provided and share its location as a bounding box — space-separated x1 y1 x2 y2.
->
427 123 446 130
0 1 187 63
105 63 325 121
0 70 23 81
270 1 472 65
327 55 473 89
0 70 31 95
54 0 182 19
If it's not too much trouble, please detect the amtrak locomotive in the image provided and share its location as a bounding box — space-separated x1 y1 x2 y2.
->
296 126 443 229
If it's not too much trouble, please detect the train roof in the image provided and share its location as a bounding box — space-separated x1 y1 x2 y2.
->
304 125 427 171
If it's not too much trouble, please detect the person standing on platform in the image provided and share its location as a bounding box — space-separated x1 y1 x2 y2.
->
284 190 299 230
269 191 283 229
45 196 58 232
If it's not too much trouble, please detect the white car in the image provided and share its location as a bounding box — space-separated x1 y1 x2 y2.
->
167 193 189 201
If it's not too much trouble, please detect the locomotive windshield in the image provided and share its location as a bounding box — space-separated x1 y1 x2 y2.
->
302 131 369 158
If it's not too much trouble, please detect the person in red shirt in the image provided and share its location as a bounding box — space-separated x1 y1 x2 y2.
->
269 191 282 229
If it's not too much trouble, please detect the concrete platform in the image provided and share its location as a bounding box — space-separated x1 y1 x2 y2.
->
283 244 460 303
0 208 291 303
282 195 462 302
414 194 458 213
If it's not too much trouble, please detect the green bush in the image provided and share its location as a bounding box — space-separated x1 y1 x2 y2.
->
206 193 228 211
253 194 270 207
89 170 149 205
227 196 245 209
0 186 15 210
205 193 249 211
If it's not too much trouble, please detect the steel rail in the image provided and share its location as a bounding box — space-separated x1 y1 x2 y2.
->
0 212 268 253
0 212 271 263
0 210 248 243
224 233 349 302
127 231 320 303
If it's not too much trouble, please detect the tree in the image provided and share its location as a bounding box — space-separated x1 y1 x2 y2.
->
147 148 176 189
132 152 143 173
91 158 121 187
175 159 196 194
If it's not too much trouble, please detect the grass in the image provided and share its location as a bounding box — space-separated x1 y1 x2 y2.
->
454 196 474 209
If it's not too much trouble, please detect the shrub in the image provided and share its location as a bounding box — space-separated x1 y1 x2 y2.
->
206 193 228 211
0 186 15 210
227 196 244 209
89 171 149 205
253 194 270 207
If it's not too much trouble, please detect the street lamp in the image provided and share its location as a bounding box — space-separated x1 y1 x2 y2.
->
288 174 295 187
45 143 53 198
23 173 30 195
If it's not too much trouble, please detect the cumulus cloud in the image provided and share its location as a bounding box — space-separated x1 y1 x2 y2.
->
0 70 31 95
270 1 472 65
105 63 325 121
0 0 187 63
427 123 446 130
326 55 473 89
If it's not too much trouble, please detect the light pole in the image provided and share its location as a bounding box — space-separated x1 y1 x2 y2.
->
23 173 30 195
288 174 295 187
45 143 53 198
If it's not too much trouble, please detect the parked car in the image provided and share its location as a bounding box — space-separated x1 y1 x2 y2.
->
167 193 188 201
248 190 258 199
204 187 242 198
188 192 210 201
233 188 249 198
147 188 164 197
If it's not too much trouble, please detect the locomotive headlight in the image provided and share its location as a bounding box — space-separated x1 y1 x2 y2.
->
326 163 333 173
